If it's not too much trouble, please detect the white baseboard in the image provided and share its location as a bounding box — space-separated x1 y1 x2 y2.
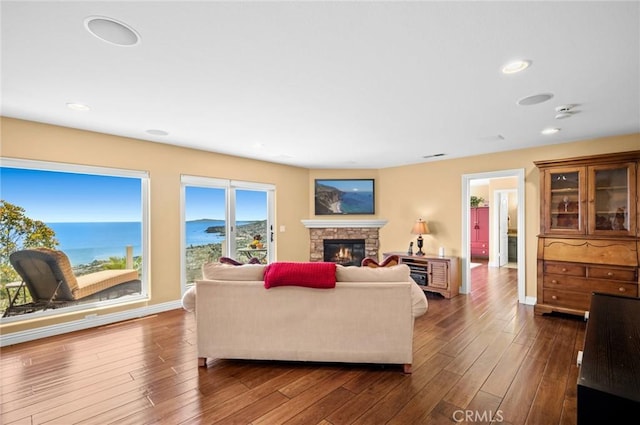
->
0 300 182 347
524 296 537 306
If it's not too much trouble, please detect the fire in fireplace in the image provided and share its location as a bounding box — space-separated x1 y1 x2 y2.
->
323 239 366 266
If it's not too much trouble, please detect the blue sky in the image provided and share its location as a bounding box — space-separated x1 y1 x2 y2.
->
316 179 374 192
1 167 141 222
2 167 268 223
185 186 266 221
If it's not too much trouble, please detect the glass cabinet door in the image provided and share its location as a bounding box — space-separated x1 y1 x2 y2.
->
544 167 585 234
588 163 637 236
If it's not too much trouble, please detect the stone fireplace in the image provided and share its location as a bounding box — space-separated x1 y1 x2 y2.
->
301 219 388 264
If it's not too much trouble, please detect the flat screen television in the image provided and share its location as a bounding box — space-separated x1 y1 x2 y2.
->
314 179 375 215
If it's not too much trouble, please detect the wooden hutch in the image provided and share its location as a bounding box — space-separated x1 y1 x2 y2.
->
534 150 640 316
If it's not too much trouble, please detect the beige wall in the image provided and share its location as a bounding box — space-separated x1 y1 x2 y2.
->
370 133 639 299
2 116 639 335
1 117 311 333
470 184 489 203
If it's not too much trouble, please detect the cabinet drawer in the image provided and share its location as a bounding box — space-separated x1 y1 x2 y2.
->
543 289 590 311
544 262 586 276
588 266 636 282
590 280 638 297
471 243 488 257
543 274 587 291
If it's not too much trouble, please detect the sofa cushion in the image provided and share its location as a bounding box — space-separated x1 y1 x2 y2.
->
337 264 427 317
201 262 266 281
264 262 336 289
336 264 410 282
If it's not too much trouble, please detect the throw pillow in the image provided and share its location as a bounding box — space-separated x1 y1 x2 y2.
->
219 256 261 265
201 262 266 281
361 255 399 268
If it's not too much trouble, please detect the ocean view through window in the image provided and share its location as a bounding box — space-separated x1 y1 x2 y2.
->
0 159 149 319
181 176 275 289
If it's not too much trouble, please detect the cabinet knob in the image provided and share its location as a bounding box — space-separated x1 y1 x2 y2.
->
551 279 558 284
619 287 626 292
552 295 558 300
561 268 567 272
607 272 614 277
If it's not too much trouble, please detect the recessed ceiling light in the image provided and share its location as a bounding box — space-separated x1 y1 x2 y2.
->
146 129 169 136
66 102 90 111
502 59 531 74
84 16 141 46
541 127 560 135
517 93 554 106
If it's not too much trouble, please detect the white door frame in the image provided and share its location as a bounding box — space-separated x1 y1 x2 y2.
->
461 169 526 304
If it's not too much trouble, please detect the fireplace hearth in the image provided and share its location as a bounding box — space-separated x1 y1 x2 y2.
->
323 239 365 266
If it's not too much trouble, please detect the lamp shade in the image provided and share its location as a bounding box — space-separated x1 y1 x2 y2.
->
411 219 430 235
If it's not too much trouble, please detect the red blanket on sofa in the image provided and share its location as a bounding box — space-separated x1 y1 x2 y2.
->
264 262 336 289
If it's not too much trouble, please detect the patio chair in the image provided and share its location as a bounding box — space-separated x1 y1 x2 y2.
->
3 248 141 317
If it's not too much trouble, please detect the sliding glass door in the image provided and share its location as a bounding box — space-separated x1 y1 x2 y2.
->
182 176 274 287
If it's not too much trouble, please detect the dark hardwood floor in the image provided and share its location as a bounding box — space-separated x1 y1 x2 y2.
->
0 263 586 424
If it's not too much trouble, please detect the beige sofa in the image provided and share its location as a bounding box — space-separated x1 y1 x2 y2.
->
182 262 427 373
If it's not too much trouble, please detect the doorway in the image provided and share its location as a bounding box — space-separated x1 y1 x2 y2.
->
461 169 525 304
180 175 275 291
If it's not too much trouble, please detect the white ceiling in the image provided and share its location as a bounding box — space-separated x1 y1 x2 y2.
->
2 1 639 169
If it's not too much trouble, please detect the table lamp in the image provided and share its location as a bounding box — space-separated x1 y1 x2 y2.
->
411 219 430 256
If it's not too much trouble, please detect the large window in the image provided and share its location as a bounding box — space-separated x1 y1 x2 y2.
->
0 158 149 321
181 176 274 288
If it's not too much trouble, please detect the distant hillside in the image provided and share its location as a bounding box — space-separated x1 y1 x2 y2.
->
205 220 267 241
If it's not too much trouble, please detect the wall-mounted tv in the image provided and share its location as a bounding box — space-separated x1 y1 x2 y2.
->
314 179 375 215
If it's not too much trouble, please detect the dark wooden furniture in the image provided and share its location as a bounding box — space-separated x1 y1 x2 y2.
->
577 293 640 424
384 252 460 298
470 206 489 259
508 235 517 262
535 151 640 316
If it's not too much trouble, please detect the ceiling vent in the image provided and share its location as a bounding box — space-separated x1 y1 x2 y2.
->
555 104 579 119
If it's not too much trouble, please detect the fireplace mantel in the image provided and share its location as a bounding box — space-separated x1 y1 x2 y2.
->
301 219 388 229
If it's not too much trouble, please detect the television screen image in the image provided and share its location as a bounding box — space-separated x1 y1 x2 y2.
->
314 179 375 215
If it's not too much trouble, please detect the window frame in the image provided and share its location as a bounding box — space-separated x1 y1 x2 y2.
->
180 175 275 294
0 157 150 323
